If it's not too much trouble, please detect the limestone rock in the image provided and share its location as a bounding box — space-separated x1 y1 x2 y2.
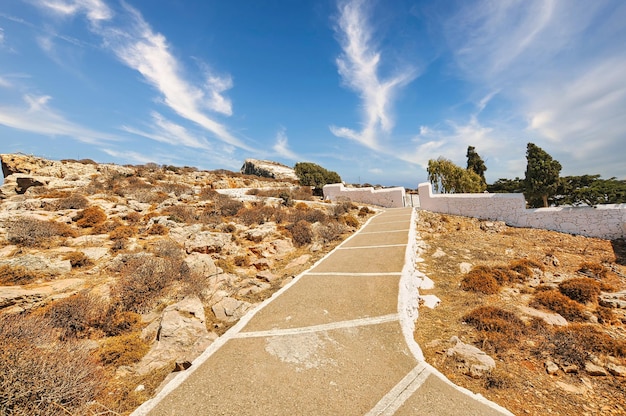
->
561 363 579 374
607 363 626 377
446 336 495 378
0 278 84 312
135 296 216 376
480 220 506 233
545 360 559 375
599 291 626 309
184 253 218 277
284 254 311 271
459 262 473 274
585 361 608 376
519 306 568 326
257 271 281 283
211 296 253 322
240 159 298 181
244 222 277 242
0 254 72 276
184 231 231 254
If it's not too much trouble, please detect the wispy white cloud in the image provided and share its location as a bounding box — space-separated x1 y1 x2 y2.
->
101 148 156 165
32 0 252 151
272 127 299 160
330 0 417 149
122 112 212 150
0 94 118 144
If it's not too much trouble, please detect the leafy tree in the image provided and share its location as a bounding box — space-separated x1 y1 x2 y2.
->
487 177 525 193
466 146 487 184
294 162 341 196
427 157 486 193
555 175 626 207
524 143 561 208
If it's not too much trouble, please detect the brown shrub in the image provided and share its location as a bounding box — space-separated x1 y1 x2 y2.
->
460 268 501 294
0 265 45 285
161 205 197 223
111 255 187 313
463 306 525 336
288 220 313 247
558 277 601 304
109 225 138 240
237 205 278 226
578 261 606 278
317 221 346 243
124 211 142 224
5 217 76 246
342 214 360 228
596 306 618 325
530 290 587 322
509 258 544 278
234 255 249 267
55 193 89 210
292 207 327 224
358 206 372 217
98 332 149 367
97 310 143 337
0 314 105 416
544 324 626 366
158 181 192 196
147 223 169 235
63 251 93 268
75 206 107 227
43 292 106 339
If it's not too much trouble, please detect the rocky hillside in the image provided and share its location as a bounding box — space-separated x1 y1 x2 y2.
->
0 154 375 415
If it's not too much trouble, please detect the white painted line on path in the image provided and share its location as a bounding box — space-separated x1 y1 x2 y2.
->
338 244 407 250
306 272 401 276
360 229 409 234
235 314 400 339
365 362 430 416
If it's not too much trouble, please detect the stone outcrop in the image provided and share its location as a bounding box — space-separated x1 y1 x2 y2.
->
240 159 298 181
446 336 496 378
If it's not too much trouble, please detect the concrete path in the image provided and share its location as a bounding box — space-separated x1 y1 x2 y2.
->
132 208 513 416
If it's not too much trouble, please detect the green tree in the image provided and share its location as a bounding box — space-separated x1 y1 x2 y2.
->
555 175 626 207
466 146 487 184
294 162 341 196
427 157 486 193
524 143 562 208
487 177 525 193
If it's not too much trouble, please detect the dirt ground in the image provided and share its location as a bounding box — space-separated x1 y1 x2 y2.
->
413 210 626 416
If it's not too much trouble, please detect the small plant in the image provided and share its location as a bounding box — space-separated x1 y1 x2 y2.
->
161 205 197 224
578 261 606 278
530 290 587 322
317 221 346 243
342 214 359 228
75 206 107 228
98 332 150 367
147 223 169 235
55 193 89 210
109 225 138 240
558 277 601 304
358 206 372 217
460 268 500 294
287 220 313 247
42 292 105 339
5 217 76 246
63 251 93 268
0 264 45 285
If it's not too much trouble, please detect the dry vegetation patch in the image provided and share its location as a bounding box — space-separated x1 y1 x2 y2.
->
415 210 626 415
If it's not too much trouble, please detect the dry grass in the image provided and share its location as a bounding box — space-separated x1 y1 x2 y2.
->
98 332 150 367
414 210 626 416
0 265 46 285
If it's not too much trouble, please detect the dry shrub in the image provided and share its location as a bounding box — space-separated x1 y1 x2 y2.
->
234 255 249 267
294 202 309 210
158 181 192 196
212 194 244 217
75 206 107 228
331 201 355 218
111 255 187 313
63 251 93 268
237 205 277 226
0 314 104 416
509 259 544 278
5 217 76 246
342 214 359 228
578 261 606 278
463 306 526 354
0 265 45 285
97 310 143 337
54 193 89 210
42 292 106 339
215 258 235 274
544 324 626 366
287 220 313 247
358 206 372 217
558 277 601 304
147 223 169 235
530 290 587 322
124 211 142 224
317 221 346 243
292 207 327 224
151 239 183 259
161 205 197 223
109 225 137 240
596 306 618 325
460 268 501 294
98 332 150 367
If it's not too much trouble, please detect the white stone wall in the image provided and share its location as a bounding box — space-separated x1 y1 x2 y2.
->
418 182 626 240
323 183 406 208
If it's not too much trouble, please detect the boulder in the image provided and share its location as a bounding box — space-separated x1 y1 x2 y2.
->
446 336 495 378
240 159 298 181
184 231 232 254
135 296 216 376
0 278 84 312
480 221 506 233
184 253 219 277
257 271 281 283
211 296 253 322
0 254 72 276
519 306 568 326
545 360 559 375
244 222 277 242
585 361 608 376
607 363 626 377
599 291 626 309
284 254 311 271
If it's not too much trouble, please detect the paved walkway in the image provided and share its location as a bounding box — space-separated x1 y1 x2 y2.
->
132 208 514 416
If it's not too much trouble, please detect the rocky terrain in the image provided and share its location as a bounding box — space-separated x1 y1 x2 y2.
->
0 154 375 415
414 210 626 415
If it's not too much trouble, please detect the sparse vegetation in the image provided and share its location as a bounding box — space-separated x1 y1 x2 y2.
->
287 220 313 247
530 290 587 321
0 264 45 285
5 217 76 246
75 205 107 228
558 277 601 304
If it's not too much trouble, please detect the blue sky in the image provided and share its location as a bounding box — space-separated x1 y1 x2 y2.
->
1 0 625 188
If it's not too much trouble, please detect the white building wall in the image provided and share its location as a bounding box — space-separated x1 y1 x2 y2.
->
323 183 406 208
418 182 626 240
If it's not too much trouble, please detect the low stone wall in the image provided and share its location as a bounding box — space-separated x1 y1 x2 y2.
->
323 183 406 208
418 182 626 240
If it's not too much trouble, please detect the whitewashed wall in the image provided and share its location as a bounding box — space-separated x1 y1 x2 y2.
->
418 182 626 240
323 183 406 208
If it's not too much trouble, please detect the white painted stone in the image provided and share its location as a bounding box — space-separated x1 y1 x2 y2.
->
323 183 406 208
